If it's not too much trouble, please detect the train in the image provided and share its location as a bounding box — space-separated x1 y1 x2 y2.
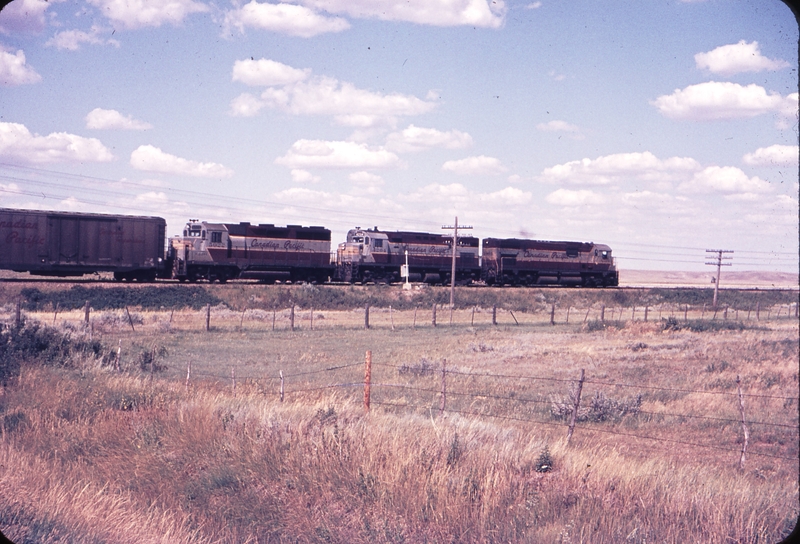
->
0 208 618 287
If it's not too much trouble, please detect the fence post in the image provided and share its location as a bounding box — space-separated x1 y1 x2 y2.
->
449 305 453 326
736 375 749 470
206 303 211 331
584 307 590 323
471 306 475 326
440 359 447 416
509 310 519 325
240 306 247 329
310 306 314 330
53 303 59 326
550 303 555 326
644 306 649 322
413 307 417 329
115 340 122 372
84 301 90 327
565 306 570 323
684 305 688 322
566 369 585 445
390 305 394 331
600 305 605 322
756 302 760 321
15 298 21 328
272 309 276 331
125 306 136 332
723 306 728 320
290 305 295 331
702 303 706 319
432 303 437 327
631 306 635 322
492 305 497 326
364 350 372 412
280 370 284 402
231 368 236 396
365 304 370 330
185 361 191 391
170 307 175 324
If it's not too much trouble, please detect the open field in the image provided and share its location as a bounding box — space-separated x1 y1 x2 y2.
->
0 284 798 542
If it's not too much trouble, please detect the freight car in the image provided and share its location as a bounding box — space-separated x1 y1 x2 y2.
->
0 207 166 281
169 220 333 284
335 226 481 284
482 238 618 287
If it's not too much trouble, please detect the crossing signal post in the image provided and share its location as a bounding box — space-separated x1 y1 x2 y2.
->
442 217 473 308
705 249 733 309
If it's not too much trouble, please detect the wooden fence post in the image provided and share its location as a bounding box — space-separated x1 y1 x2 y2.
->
15 298 21 328
550 303 555 326
432 303 437 327
723 306 728 320
125 306 136 332
280 370 284 402
471 306 475 326
492 305 497 326
584 307 590 323
290 305 295 331
449 305 453 326
440 359 447 416
206 304 211 331
631 306 636 322
644 306 649 322
272 309 276 331
115 340 122 372
390 305 394 331
413 307 417 329
365 304 370 330
684 305 688 322
566 369 585 445
756 302 760 321
84 301 90 327
240 306 246 329
565 306 570 323
736 375 749 470
185 361 191 391
702 303 706 319
53 303 59 326
364 350 372 412
231 368 236 396
310 307 314 330
509 310 519 325
600 305 605 322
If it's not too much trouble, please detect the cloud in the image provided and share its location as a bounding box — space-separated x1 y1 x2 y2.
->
130 144 234 177
45 25 120 50
742 144 799 166
385 125 473 153
545 188 602 206
539 151 700 185
678 166 771 194
224 1 350 37
290 169 321 183
275 139 402 169
536 119 583 139
232 58 310 86
695 41 791 76
0 0 53 34
651 81 795 121
231 59 436 126
0 49 41 86
86 108 153 130
298 0 506 28
349 171 385 194
525 2 542 8
441 155 507 176
86 0 209 30
0 121 114 163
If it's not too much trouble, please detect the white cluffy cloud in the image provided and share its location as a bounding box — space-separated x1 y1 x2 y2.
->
275 139 402 169
0 122 114 163
743 144 799 166
386 125 473 153
678 166 771 194
230 58 436 127
130 145 233 178
299 0 506 28
539 151 700 185
86 108 153 130
291 169 321 183
224 1 349 37
652 82 797 121
545 188 603 207
695 41 791 76
86 0 209 30
0 49 41 86
46 25 120 50
536 120 584 139
442 155 507 176
0 0 52 34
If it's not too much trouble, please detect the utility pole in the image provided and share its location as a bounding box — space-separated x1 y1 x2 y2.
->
705 249 733 309
442 217 473 308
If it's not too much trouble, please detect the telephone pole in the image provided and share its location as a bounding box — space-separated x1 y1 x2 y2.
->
705 249 733 309
442 217 472 308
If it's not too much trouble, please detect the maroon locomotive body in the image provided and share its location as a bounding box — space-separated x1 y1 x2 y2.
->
0 207 165 280
482 238 618 287
335 227 481 284
169 220 333 283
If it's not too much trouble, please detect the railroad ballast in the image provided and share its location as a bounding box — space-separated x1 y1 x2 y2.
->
0 208 618 287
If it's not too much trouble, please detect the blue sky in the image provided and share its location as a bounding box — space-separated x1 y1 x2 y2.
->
0 0 797 273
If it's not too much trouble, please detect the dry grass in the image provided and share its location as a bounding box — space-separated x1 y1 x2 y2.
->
0 294 797 542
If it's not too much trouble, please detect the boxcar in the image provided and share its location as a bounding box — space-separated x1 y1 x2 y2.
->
335 227 481 284
169 220 333 283
0 208 166 280
482 238 619 287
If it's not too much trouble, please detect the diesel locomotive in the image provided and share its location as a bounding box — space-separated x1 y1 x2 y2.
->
0 207 619 287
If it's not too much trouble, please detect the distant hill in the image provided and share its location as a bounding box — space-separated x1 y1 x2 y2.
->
620 270 799 289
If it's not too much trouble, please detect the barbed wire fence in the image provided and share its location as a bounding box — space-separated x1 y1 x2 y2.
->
182 351 799 470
